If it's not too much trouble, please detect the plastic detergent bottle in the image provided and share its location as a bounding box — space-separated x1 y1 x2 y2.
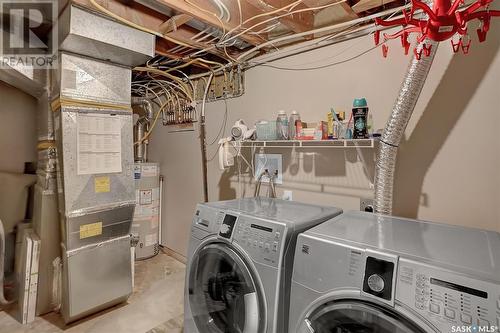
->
288 110 300 140
276 110 289 140
352 98 369 139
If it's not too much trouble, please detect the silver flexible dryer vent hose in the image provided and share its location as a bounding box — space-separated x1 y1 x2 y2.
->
374 40 439 215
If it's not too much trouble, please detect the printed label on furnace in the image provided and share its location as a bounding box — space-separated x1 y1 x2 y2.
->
77 113 122 175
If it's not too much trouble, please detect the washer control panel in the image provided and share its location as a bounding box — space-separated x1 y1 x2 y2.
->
232 214 286 268
397 259 500 332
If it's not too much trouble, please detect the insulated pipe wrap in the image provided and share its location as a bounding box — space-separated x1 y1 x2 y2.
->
374 40 438 215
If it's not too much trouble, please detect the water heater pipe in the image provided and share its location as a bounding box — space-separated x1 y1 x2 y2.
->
199 73 214 203
374 39 438 215
132 97 154 163
131 97 154 120
135 118 149 163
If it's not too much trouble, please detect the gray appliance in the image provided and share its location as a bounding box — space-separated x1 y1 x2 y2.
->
289 211 500 333
184 198 342 333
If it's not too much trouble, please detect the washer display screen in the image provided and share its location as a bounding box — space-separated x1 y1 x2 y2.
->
430 278 487 299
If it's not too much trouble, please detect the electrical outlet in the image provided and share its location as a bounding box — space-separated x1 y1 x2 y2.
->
255 154 282 184
283 190 293 201
360 198 374 213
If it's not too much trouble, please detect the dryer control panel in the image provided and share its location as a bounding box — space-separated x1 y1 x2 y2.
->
232 215 286 268
397 259 500 332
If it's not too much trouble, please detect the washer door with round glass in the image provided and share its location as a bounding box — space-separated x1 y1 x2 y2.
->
301 300 428 333
188 242 265 333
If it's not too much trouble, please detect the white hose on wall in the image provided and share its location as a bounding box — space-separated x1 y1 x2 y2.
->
374 40 439 215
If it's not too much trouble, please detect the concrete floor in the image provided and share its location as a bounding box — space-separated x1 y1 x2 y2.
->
0 250 186 333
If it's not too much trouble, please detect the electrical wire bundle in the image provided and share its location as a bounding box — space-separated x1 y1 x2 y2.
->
89 0 406 71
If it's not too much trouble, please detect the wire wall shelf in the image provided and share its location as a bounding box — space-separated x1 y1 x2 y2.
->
235 139 378 149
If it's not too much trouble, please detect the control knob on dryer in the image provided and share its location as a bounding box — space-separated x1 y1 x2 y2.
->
367 274 385 293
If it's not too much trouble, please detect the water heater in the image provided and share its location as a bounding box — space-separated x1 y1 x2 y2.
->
132 163 160 260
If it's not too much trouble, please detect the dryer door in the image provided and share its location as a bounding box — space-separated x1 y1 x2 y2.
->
188 242 264 333
301 300 428 333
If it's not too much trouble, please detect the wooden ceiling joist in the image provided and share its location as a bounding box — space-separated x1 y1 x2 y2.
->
352 0 397 13
302 0 346 6
340 2 360 19
68 0 407 71
244 0 314 33
159 13 193 33
70 0 238 61
154 0 269 46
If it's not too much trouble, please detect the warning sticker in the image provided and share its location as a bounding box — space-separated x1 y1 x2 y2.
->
141 165 157 178
95 176 111 193
139 189 153 205
80 222 103 239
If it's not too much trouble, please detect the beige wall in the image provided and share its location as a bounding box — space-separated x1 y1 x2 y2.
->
0 82 38 173
150 22 500 257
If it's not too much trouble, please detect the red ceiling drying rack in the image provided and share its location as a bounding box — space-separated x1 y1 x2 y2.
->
374 0 500 58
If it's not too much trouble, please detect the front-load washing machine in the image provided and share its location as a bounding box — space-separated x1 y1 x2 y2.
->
184 198 342 333
289 211 500 333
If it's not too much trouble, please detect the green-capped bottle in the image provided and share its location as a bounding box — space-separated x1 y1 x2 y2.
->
352 98 369 139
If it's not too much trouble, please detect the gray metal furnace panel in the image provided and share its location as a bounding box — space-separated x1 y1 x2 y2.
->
51 52 131 107
62 236 132 323
54 106 135 216
32 184 60 315
63 204 134 250
58 4 155 67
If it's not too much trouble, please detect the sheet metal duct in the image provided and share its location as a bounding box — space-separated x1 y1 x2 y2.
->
32 182 59 315
134 118 148 163
51 52 131 107
53 106 135 246
0 59 47 98
51 7 141 322
58 4 155 67
374 40 438 215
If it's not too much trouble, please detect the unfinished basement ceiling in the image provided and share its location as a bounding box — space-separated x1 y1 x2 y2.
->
69 0 407 72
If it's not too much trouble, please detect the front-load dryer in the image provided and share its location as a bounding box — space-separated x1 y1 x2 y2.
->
289 211 500 333
184 198 342 333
